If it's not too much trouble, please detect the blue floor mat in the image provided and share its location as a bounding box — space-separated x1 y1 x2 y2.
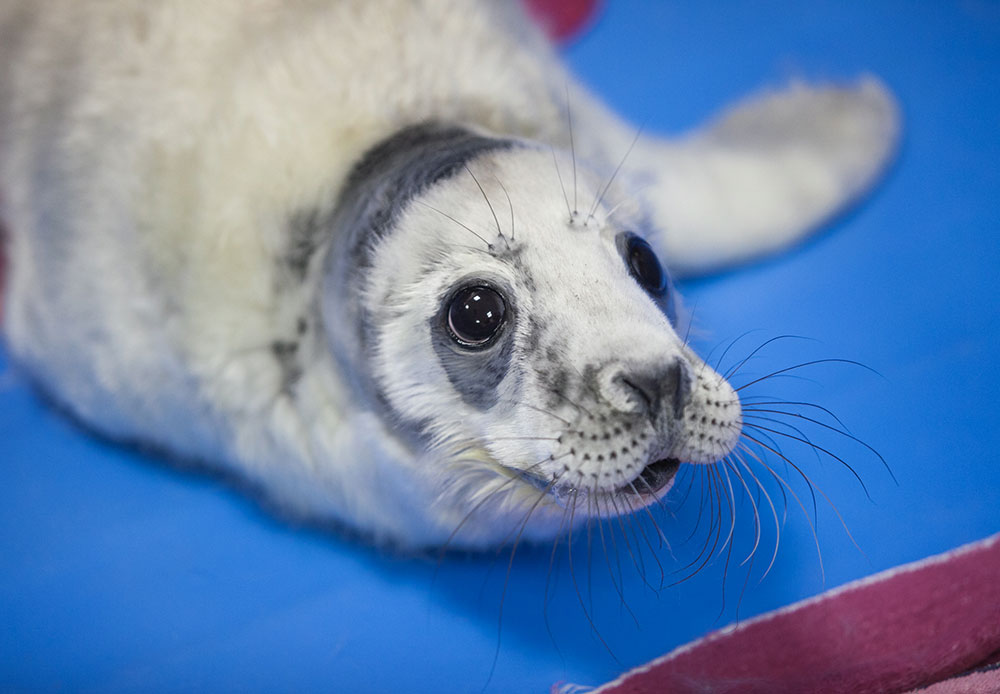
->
2 3 998 692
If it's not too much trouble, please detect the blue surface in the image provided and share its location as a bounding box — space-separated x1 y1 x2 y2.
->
2 3 999 692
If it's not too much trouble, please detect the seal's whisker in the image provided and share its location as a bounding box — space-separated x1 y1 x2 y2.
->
451 243 499 255
743 427 818 522
723 334 814 381
740 434 828 583
697 329 763 383
734 449 783 581
672 466 724 585
599 182 652 224
622 493 665 593
735 358 883 393
597 494 639 626
436 453 562 560
730 461 765 622
744 422 873 501
734 423 799 500
717 464 738 557
464 164 509 250
486 465 574 689
627 514 662 594
705 328 761 378
587 124 644 223
626 482 669 589
669 470 719 586
738 443 789 524
542 498 570 654
413 199 493 249
708 330 762 375
585 490 597 617
550 145 573 220
608 492 653 593
632 477 671 548
744 399 855 434
634 470 670 520
715 464 739 622
593 500 633 625
493 175 516 242
641 485 676 558
745 432 867 562
565 83 578 215
673 463 699 512
723 458 762 567
566 490 622 663
683 466 710 543
744 406 894 483
680 301 700 350
742 414 825 467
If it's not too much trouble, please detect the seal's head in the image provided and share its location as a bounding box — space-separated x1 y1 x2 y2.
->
322 124 741 547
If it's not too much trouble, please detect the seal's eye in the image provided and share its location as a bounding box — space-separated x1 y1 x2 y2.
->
625 234 667 296
447 285 507 347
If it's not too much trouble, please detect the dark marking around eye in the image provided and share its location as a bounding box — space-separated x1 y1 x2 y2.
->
430 276 516 411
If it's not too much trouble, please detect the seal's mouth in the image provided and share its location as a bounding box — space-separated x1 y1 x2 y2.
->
499 455 683 517
618 457 681 496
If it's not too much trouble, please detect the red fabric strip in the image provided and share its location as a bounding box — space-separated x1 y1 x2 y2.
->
589 533 1000 694
521 0 601 42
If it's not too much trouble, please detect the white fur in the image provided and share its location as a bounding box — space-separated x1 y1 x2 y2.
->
0 1 898 547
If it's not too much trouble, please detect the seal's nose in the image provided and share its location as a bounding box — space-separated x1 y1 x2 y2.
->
600 359 691 420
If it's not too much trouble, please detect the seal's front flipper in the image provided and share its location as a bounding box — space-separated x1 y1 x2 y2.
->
633 78 900 277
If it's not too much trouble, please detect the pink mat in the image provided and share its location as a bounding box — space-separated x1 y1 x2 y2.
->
568 533 1000 694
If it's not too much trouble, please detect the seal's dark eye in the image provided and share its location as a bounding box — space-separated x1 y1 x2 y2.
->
626 234 667 295
447 285 507 347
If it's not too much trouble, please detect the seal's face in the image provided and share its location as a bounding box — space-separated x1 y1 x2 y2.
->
326 129 741 544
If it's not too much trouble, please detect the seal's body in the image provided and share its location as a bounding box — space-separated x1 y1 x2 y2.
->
0 1 898 547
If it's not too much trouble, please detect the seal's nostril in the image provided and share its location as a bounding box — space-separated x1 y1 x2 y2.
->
614 360 690 420
618 375 653 413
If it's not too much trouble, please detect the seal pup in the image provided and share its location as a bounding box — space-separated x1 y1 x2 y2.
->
0 1 898 547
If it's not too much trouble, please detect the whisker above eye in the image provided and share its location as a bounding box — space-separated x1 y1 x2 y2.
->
464 164 509 250
565 83 578 215
493 175 515 242
413 199 493 249
550 145 573 221
587 124 644 223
